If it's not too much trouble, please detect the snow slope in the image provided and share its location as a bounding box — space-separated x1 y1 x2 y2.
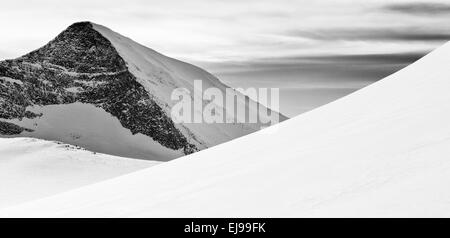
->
0 137 157 209
93 23 286 149
3 41 450 218
1 103 182 161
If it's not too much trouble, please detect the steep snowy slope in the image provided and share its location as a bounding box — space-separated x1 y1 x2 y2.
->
3 37 450 218
0 22 285 160
0 137 157 209
92 23 286 149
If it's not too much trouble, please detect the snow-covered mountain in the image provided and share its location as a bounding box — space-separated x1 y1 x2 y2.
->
3 40 450 217
0 22 285 161
0 137 156 209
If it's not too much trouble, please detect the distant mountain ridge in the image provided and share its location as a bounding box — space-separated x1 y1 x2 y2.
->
0 22 285 160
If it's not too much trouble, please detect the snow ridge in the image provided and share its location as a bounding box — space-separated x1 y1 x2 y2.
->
3 41 450 217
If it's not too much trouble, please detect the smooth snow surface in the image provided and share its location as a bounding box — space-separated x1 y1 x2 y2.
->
0 103 182 161
0 137 157 209
3 41 450 218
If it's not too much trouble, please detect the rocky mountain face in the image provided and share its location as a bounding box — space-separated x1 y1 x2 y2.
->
0 22 196 156
0 22 284 160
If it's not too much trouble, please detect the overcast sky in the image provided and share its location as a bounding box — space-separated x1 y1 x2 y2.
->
1 0 449 116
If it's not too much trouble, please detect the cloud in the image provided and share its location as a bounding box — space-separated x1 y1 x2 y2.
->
290 28 450 43
201 51 428 91
209 51 428 72
295 51 427 65
383 2 450 15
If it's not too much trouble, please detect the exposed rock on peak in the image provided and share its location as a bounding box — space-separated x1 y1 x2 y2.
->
0 22 284 160
21 21 126 74
0 22 197 160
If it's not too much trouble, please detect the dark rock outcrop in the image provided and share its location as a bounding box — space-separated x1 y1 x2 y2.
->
0 22 197 155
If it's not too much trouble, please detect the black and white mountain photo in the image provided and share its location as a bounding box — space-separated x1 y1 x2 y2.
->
1 0 450 229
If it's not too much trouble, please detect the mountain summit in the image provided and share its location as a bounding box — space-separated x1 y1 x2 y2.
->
0 22 284 160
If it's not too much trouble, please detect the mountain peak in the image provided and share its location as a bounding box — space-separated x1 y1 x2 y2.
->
67 21 93 30
20 21 125 74
0 22 283 160
0 22 198 159
68 21 94 27
65 21 104 32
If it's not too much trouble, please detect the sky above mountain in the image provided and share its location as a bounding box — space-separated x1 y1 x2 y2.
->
1 0 449 116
